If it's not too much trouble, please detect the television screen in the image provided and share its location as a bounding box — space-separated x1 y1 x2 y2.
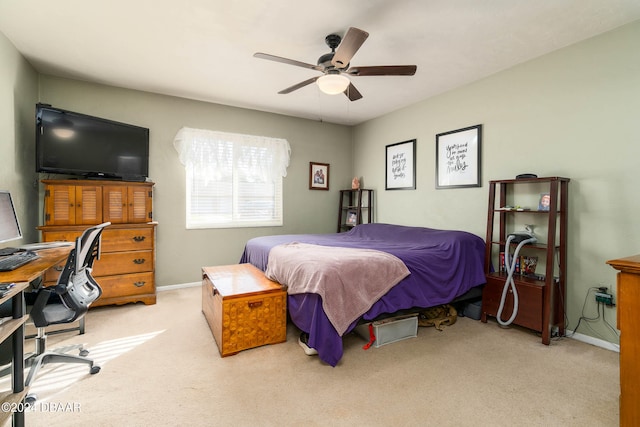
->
36 103 149 181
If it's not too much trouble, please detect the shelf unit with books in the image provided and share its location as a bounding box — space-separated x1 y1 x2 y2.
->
481 176 569 344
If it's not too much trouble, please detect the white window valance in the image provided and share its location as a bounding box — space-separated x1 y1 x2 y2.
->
173 127 290 182
173 126 290 228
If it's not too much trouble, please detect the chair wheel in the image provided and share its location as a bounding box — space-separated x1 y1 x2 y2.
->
90 365 101 374
79 349 89 357
25 394 37 405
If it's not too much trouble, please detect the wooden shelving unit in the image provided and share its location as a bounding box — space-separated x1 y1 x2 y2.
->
337 189 373 232
481 177 569 344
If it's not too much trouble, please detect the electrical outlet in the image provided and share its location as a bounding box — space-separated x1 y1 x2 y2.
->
595 291 615 306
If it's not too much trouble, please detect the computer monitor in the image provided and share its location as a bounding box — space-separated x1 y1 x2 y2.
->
0 191 22 244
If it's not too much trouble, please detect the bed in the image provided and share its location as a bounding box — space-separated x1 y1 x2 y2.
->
239 223 486 366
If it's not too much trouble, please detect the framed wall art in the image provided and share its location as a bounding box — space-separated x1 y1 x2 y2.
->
435 124 482 189
309 162 330 190
385 139 416 190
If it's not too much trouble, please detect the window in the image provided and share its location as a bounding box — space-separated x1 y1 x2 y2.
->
174 127 290 228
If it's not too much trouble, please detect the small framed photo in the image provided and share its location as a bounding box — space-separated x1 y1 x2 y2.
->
436 124 482 189
309 162 330 190
346 210 358 226
385 139 416 190
538 193 551 211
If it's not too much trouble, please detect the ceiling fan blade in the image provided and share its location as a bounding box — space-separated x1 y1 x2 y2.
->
346 65 417 76
254 52 324 72
278 76 320 94
344 82 363 101
331 27 369 69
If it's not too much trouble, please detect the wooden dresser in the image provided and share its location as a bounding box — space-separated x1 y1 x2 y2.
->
606 254 640 427
38 179 156 306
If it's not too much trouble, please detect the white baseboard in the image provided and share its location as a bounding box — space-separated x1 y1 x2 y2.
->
566 329 620 353
157 282 200 292
153 284 622 354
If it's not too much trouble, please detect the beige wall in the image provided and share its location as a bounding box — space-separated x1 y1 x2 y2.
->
37 77 353 286
353 20 640 344
0 31 39 244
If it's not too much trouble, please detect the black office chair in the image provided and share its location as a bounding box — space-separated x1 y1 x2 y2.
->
24 222 110 395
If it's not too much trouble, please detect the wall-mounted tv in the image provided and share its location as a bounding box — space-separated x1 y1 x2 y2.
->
36 103 149 181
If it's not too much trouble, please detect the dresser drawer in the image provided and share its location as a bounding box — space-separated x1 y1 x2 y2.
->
95 272 155 299
44 250 153 282
93 251 154 276
43 227 154 252
101 228 153 252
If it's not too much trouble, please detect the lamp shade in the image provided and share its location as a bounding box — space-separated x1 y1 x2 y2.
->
316 74 350 95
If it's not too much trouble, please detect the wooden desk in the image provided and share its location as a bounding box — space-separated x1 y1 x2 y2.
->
607 255 640 427
0 246 71 284
0 246 71 427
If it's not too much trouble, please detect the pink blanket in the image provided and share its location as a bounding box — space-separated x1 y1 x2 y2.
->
265 242 410 336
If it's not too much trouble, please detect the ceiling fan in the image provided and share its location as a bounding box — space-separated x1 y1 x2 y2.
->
254 27 417 101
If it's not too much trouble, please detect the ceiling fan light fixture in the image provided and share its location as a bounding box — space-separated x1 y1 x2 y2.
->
316 74 350 95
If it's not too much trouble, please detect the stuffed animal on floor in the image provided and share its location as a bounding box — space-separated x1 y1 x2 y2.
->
418 304 457 331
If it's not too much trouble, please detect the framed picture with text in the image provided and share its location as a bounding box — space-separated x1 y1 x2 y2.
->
385 139 416 190
436 124 482 189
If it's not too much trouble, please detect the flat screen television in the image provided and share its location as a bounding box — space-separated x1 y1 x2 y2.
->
36 103 149 181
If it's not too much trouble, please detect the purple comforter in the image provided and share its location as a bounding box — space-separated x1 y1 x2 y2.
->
239 223 486 366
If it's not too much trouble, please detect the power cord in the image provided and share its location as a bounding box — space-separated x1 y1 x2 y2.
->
568 287 619 343
567 287 603 338
601 302 620 341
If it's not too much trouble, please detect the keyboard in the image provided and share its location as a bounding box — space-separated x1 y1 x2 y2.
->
0 251 39 272
18 241 74 251
0 247 20 256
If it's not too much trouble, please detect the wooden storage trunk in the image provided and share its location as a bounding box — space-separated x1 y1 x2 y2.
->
202 263 287 357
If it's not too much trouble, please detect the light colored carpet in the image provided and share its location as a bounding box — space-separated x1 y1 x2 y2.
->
3 286 619 426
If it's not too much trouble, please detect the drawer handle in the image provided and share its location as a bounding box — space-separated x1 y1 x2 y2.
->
205 277 218 296
133 236 146 242
248 300 263 309
54 265 64 272
133 258 146 265
133 281 146 287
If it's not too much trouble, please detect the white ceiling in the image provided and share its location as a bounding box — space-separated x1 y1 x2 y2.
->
1 0 640 126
